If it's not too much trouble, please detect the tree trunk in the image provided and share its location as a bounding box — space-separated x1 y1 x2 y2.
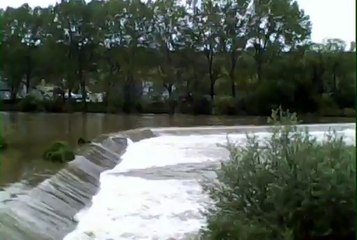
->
105 85 110 109
230 51 238 98
25 72 31 94
10 88 17 101
332 63 338 93
312 65 324 94
332 71 336 93
68 88 72 102
165 84 175 115
207 50 215 101
64 88 72 112
209 80 215 101
10 79 19 101
257 62 262 83
80 71 87 112
78 51 87 112
25 55 31 94
230 74 236 97
254 43 263 83
123 74 134 113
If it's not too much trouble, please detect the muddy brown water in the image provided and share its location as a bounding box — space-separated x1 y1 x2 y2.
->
0 112 353 191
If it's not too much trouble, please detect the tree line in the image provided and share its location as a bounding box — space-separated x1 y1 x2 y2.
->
1 0 355 115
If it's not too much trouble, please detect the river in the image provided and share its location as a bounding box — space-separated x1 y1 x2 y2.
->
0 112 267 189
0 112 354 239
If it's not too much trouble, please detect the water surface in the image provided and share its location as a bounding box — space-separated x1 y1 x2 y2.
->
64 128 355 240
0 112 354 240
0 112 353 192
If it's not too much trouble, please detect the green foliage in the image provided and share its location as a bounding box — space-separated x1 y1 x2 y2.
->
193 95 213 115
0 133 7 150
316 94 342 117
43 99 65 112
343 108 356 117
214 96 238 115
77 137 91 145
43 141 75 163
0 0 355 116
18 95 44 112
201 109 355 240
141 100 170 114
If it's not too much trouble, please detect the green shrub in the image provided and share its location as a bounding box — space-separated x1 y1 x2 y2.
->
43 98 64 112
77 137 91 145
0 133 7 150
343 108 356 117
43 141 75 163
200 109 355 240
242 81 289 115
193 95 212 115
316 94 342 116
214 96 238 115
18 95 44 112
142 100 170 114
135 100 144 113
86 102 107 113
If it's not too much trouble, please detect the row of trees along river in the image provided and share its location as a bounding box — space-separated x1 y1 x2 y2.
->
1 0 356 115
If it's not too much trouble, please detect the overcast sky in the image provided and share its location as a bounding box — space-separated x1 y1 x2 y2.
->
0 0 355 44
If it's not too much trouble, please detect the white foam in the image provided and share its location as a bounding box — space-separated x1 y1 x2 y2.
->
65 176 206 240
64 128 355 240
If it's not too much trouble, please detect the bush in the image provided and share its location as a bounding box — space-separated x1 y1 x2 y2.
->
193 95 212 115
343 108 356 117
77 137 91 145
0 133 7 150
316 94 342 116
43 141 75 163
241 81 290 115
43 98 64 112
214 96 238 115
142 100 170 114
200 109 355 240
18 95 44 112
86 102 107 113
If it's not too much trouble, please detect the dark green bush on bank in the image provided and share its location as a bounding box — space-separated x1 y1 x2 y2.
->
18 95 44 112
2 93 353 117
43 141 75 163
0 134 7 150
213 96 238 115
200 109 355 240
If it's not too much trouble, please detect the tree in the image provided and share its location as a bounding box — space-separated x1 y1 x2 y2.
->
197 0 223 101
0 0 354 116
150 0 189 110
2 4 45 94
219 0 251 97
53 0 98 110
248 0 311 82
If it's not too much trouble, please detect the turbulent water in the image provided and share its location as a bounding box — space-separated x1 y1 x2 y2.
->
0 123 355 240
0 136 129 240
64 124 355 240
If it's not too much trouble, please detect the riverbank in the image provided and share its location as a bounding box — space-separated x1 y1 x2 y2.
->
1 98 356 118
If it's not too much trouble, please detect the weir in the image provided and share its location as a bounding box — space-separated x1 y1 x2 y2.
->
0 129 155 240
0 123 354 240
